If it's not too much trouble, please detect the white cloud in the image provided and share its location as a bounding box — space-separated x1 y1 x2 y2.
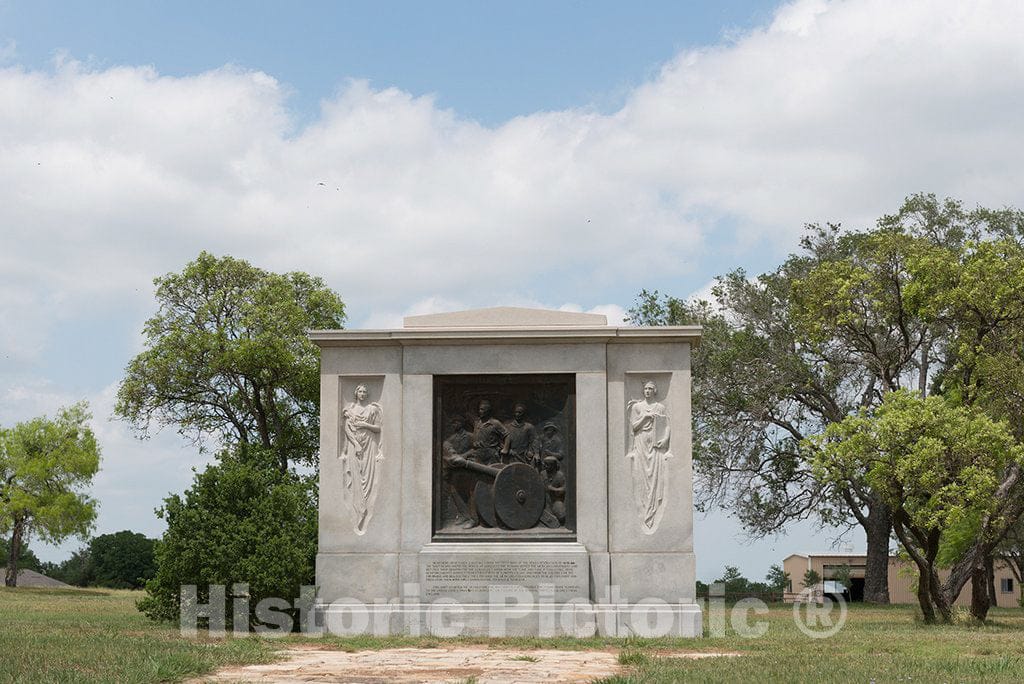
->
590 305 629 326
363 296 469 329
3 1 1021 355
686 280 718 305
770 0 829 36
4 0 1024 560
0 379 79 422
557 302 630 326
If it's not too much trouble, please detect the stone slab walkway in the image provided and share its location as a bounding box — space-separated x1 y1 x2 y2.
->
197 646 738 683
199 646 619 683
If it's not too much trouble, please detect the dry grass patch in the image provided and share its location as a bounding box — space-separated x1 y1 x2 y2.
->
3 588 1024 682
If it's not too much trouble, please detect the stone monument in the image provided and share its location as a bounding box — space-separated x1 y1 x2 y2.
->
311 307 702 636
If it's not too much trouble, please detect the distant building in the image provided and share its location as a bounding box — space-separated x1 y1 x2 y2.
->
783 553 1020 608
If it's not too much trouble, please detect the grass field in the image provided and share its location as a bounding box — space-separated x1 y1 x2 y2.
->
0 588 275 682
2 587 1024 682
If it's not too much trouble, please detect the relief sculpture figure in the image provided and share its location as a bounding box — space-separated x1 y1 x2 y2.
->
472 400 507 466
501 402 538 466
341 384 383 534
538 422 563 462
442 398 555 531
626 380 672 533
442 417 478 529
542 456 566 525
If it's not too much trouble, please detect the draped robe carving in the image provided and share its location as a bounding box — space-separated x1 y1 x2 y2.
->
626 395 672 533
341 392 383 534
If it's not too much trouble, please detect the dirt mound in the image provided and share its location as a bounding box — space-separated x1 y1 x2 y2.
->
14 570 70 588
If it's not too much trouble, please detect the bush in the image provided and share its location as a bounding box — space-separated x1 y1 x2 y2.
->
137 448 317 626
706 565 781 601
40 547 94 586
90 531 156 589
803 569 821 589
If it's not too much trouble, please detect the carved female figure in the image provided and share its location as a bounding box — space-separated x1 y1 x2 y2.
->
341 384 383 534
626 380 672 533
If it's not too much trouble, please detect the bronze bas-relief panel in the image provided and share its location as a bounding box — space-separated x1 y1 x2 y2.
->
432 374 576 541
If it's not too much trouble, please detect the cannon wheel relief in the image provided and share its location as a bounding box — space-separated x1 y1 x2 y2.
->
435 374 573 535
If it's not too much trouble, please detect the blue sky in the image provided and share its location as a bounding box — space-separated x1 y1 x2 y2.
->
3 1 779 125
2 0 1023 581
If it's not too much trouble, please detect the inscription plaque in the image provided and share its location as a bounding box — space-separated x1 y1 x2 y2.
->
419 543 590 602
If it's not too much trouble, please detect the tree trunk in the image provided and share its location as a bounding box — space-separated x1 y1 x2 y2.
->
1006 554 1024 585
916 568 935 623
986 553 997 607
863 501 892 604
971 562 991 621
892 516 936 621
923 529 954 623
4 520 24 587
931 567 953 623
918 337 931 398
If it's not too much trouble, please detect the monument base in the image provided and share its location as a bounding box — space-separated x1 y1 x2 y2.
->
317 601 703 637
316 541 702 637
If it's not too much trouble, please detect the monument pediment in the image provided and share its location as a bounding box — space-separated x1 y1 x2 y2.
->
403 306 608 329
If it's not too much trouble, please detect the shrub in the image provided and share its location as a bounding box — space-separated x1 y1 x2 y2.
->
137 448 316 627
90 531 156 589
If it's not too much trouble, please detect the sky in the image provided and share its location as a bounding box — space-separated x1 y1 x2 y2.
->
2 0 1023 581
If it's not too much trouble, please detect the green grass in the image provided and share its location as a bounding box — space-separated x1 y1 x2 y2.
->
509 654 539 662
0 587 277 683
600 603 1024 683
2 588 1024 682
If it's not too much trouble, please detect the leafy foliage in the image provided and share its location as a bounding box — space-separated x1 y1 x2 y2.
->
115 252 346 472
1 402 100 586
40 547 94 587
46 533 157 588
903 209 1024 618
707 565 783 599
811 390 1024 622
137 448 317 625
765 564 790 593
89 531 157 589
906 223 1024 429
629 194 1018 606
832 564 853 592
0 540 42 572
715 565 748 594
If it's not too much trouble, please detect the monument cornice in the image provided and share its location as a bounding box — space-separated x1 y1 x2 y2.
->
308 325 702 347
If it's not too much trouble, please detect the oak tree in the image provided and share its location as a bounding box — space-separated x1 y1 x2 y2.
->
812 391 1024 622
630 195 985 604
115 252 346 473
90 530 157 589
1 402 100 587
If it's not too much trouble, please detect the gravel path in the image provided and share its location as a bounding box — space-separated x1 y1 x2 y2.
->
196 646 737 683
199 646 618 683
